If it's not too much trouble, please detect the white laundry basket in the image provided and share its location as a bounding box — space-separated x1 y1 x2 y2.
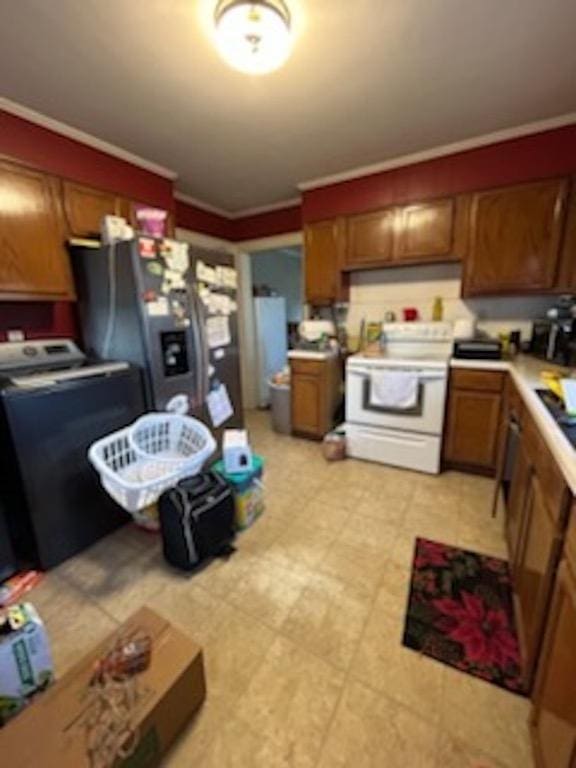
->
88 414 216 525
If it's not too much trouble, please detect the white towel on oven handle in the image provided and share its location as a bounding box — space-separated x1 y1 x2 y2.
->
369 369 419 410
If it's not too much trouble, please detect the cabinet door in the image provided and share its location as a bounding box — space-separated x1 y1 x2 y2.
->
291 373 321 436
0 161 74 298
304 218 347 305
443 388 502 471
463 178 568 296
531 560 576 768
514 472 562 683
63 181 122 238
394 198 455 262
557 178 576 292
346 208 396 266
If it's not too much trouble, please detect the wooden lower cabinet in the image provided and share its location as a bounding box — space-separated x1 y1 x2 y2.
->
290 356 341 439
513 471 564 684
531 554 576 767
443 369 504 474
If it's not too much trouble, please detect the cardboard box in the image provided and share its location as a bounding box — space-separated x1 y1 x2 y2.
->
1 607 206 768
0 603 54 725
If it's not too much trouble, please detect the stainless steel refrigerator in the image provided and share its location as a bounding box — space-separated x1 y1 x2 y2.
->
71 237 243 443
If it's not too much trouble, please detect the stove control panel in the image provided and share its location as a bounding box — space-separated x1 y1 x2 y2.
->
0 338 85 373
382 322 453 341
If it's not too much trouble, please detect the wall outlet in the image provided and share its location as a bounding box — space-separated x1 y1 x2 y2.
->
7 329 25 342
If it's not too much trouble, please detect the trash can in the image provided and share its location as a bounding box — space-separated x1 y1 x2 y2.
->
269 380 291 434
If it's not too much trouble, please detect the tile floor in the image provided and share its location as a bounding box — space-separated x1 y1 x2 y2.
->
26 410 533 767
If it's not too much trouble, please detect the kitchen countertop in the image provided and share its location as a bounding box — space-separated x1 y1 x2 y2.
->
451 355 576 495
287 349 338 361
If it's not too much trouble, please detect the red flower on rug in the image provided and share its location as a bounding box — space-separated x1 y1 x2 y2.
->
414 539 449 569
433 591 520 668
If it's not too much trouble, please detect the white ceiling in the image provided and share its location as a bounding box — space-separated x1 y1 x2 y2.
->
2 0 576 212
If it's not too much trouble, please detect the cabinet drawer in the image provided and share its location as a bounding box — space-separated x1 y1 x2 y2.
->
450 369 506 392
290 359 325 376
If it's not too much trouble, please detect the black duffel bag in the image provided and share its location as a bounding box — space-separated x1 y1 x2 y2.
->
158 471 236 571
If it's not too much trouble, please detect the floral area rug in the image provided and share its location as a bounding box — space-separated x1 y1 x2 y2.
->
402 538 526 695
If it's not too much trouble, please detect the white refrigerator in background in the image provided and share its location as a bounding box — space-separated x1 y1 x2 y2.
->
254 296 288 407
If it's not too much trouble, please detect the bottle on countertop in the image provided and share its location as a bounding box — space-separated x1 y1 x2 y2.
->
432 297 444 322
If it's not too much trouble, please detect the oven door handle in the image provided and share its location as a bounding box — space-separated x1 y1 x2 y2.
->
347 368 446 381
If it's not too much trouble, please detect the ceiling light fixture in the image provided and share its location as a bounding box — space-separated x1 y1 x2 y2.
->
214 0 292 75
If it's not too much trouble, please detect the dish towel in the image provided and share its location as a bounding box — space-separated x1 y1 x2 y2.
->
369 370 419 410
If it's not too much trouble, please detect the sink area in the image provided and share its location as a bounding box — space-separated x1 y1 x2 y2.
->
535 389 576 449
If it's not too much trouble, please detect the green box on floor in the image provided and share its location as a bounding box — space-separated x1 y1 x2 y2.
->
212 454 264 530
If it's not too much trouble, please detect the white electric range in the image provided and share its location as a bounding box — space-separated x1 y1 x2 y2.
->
345 322 453 474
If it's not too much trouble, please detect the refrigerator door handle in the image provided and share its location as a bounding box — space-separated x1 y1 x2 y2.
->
189 285 210 404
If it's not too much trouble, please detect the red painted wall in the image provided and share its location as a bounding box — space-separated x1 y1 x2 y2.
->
231 205 302 241
175 200 302 241
174 199 234 240
0 302 78 342
0 110 174 209
302 124 576 222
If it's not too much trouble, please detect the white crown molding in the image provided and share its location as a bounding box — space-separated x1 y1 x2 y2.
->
298 112 576 191
173 192 231 217
175 190 300 219
229 197 300 218
0 97 178 180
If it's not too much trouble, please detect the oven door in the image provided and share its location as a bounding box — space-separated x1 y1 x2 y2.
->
346 361 448 435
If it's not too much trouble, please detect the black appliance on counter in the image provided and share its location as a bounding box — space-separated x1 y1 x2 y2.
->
0 339 145 572
453 338 503 360
71 237 243 445
530 317 576 367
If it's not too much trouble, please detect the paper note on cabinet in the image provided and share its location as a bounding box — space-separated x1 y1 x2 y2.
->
206 384 233 427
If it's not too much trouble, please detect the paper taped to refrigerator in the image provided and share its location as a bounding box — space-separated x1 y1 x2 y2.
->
146 296 169 316
206 315 231 348
206 384 233 427
196 260 217 284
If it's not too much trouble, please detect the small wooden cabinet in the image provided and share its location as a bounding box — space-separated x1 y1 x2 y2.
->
443 368 505 474
531 512 576 768
303 218 348 305
0 160 75 299
346 208 396 266
394 198 457 262
345 195 465 269
290 355 341 439
462 178 568 296
62 181 124 238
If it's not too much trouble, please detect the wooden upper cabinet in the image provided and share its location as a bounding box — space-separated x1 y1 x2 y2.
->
462 178 568 296
304 218 348 305
0 160 74 299
557 177 576 292
394 198 457 262
63 181 123 238
346 208 396 266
